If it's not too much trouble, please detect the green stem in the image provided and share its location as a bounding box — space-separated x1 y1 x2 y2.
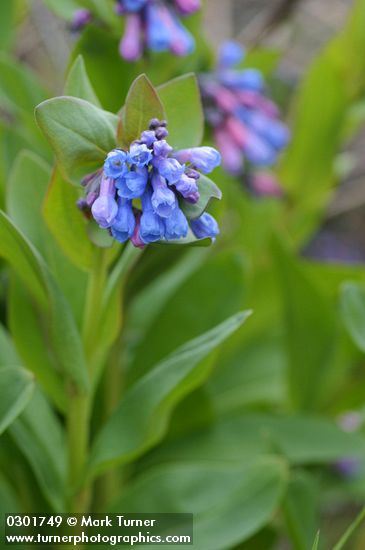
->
82 248 109 360
333 505 365 550
67 248 109 516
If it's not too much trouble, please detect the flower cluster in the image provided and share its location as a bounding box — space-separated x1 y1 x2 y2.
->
116 0 200 61
199 41 290 175
71 0 200 61
79 119 221 248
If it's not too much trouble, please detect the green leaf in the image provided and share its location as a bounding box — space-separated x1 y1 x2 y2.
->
157 73 203 149
111 458 287 550
312 531 320 550
141 414 365 467
340 282 365 353
0 367 34 435
8 275 67 412
9 391 66 511
0 211 88 391
180 174 222 220
283 472 319 550
273 241 337 411
64 55 101 107
90 311 251 474
241 48 281 75
35 96 119 184
87 219 114 248
7 150 51 255
122 74 166 146
43 0 81 20
0 324 19 366
333 505 365 550
0 2 15 51
43 168 95 271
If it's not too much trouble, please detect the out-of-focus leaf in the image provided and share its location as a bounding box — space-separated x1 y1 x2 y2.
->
241 48 281 75
340 282 365 353
111 458 287 550
8 275 67 412
0 211 88 391
157 74 203 149
333 505 365 550
0 2 15 51
7 151 51 255
0 324 19 366
312 532 320 550
273 241 336 411
9 391 66 512
283 472 319 550
180 174 222 220
43 0 80 20
128 252 246 385
35 97 118 184
90 311 251 474
122 74 165 146
43 168 95 271
64 55 101 107
0 367 34 435
71 26 139 113
141 415 365 468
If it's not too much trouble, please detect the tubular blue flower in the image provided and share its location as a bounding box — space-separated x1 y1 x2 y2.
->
168 13 195 56
173 147 221 174
139 190 165 243
146 3 172 52
153 157 185 184
111 198 136 242
104 150 128 178
116 166 148 199
128 143 153 166
237 109 290 151
151 172 177 218
117 0 148 12
218 41 245 68
175 173 199 200
119 14 143 61
91 176 118 228
164 206 189 240
190 212 219 240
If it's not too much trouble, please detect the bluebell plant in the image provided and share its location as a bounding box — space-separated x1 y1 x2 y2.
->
79 118 221 247
71 0 200 61
199 41 290 175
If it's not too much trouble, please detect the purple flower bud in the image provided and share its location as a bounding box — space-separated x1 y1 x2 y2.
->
175 173 199 199
86 191 98 207
71 9 92 32
91 176 118 228
190 212 219 240
173 147 221 173
185 168 200 179
130 213 145 248
128 143 153 166
110 197 136 243
167 13 195 56
218 41 245 68
140 130 157 146
140 190 165 243
151 172 177 218
119 14 143 61
155 127 169 140
334 458 361 479
153 139 173 158
104 150 128 179
154 157 185 184
164 206 189 240
173 0 201 15
116 166 148 199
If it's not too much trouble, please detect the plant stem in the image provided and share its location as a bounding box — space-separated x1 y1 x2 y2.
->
67 248 109 516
